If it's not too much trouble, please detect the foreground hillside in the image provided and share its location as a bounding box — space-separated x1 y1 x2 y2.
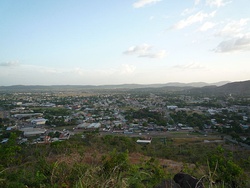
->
0 132 249 188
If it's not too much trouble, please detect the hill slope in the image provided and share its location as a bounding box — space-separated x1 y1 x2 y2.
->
189 80 250 95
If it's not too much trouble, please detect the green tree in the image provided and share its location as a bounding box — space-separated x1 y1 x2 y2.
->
0 133 22 167
207 145 245 187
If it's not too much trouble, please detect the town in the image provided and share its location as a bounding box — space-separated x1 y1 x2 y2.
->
1 88 249 147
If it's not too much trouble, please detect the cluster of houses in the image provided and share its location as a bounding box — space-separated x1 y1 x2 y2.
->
0 92 249 145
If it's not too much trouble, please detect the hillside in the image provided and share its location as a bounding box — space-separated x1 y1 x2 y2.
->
0 133 249 187
189 80 250 95
217 80 250 94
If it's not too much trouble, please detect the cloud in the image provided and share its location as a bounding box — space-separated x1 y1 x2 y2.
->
133 0 161 8
214 34 250 53
124 44 152 55
0 61 20 67
199 21 216 31
181 8 196 16
195 0 201 5
139 50 167 58
214 19 250 53
216 19 249 38
121 64 136 74
172 62 206 70
172 11 216 30
206 0 231 7
123 44 167 59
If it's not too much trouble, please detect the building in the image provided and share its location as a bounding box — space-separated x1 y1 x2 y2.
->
20 127 47 137
31 118 47 125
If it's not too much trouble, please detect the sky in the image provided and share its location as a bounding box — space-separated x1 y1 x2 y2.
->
0 0 250 86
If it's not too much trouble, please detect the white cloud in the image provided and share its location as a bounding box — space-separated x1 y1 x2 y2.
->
121 64 136 74
181 8 196 16
199 21 216 31
133 0 161 8
214 19 250 53
216 19 250 38
124 44 152 55
123 44 167 59
206 0 231 7
214 34 250 53
172 11 216 30
139 50 167 58
172 62 206 70
195 0 201 5
0 61 20 67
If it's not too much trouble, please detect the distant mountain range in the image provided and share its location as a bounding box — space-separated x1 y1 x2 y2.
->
0 81 229 90
189 80 250 95
0 80 250 95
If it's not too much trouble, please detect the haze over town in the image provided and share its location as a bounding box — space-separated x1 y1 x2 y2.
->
1 0 250 86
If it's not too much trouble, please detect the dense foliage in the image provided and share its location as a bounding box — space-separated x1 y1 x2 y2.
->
125 108 167 126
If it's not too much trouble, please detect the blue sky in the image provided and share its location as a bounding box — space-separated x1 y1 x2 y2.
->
0 0 250 86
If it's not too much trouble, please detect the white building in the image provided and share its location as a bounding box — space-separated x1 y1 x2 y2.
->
76 122 101 129
167 105 178 110
31 118 47 125
20 127 47 137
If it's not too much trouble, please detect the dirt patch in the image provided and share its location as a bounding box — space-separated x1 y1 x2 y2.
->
129 152 185 174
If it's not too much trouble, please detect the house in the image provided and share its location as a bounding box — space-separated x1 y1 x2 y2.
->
208 109 217 115
31 118 47 125
241 124 250 130
1 138 8 144
167 106 178 110
6 125 17 131
59 132 70 140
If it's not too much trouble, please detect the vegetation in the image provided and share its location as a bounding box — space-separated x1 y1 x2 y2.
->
170 111 209 130
125 108 167 126
0 133 249 188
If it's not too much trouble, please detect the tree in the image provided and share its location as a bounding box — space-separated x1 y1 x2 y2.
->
207 145 245 187
0 133 22 167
